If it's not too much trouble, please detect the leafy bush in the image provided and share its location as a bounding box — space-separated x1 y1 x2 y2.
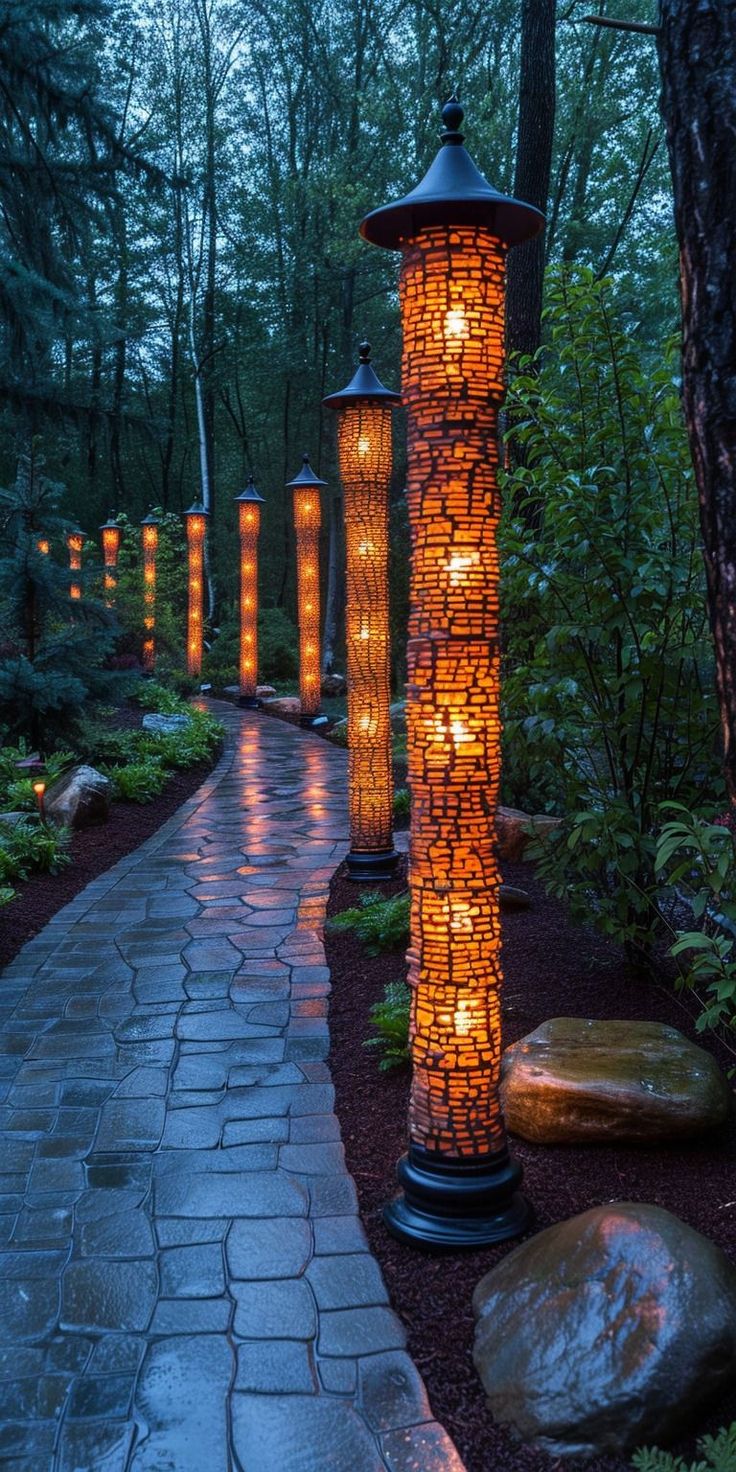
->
655 805 736 1034
0 884 15 906
393 787 410 818
0 819 70 883
328 889 410 955
0 743 73 809
632 1422 736 1471
501 268 722 964
138 710 222 769
364 980 411 1070
103 760 168 803
133 681 187 714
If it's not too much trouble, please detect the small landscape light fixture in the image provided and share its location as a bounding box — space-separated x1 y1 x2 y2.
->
285 454 327 728
323 342 401 880
184 502 208 678
140 511 160 672
99 514 121 605
66 528 85 601
36 537 50 555
234 476 265 707
32 778 46 821
360 95 543 1248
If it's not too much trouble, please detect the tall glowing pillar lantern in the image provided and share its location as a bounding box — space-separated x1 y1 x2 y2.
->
360 97 544 1247
99 514 121 606
286 455 326 728
323 342 401 880
184 501 208 678
140 512 159 671
66 528 84 600
234 475 265 708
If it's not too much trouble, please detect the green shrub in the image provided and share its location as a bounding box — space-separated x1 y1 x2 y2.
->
0 819 70 883
393 787 410 818
138 710 222 770
364 980 411 1070
500 268 721 965
654 805 736 1034
257 608 298 682
0 884 15 906
326 721 349 748
103 760 167 803
0 743 74 810
328 889 410 956
632 1422 736 1471
132 681 187 714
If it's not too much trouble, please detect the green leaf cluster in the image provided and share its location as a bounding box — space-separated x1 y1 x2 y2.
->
364 981 411 1071
655 805 736 1033
501 269 722 962
632 1422 736 1472
0 743 73 810
0 818 70 885
327 889 410 956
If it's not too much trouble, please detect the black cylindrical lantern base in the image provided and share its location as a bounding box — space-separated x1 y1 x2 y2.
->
346 848 400 882
299 712 324 728
238 695 261 709
383 1142 532 1250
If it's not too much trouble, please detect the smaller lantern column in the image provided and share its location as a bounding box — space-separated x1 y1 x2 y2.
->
66 529 84 600
324 343 400 880
286 455 326 727
184 502 208 678
234 476 265 707
100 515 121 606
140 512 159 672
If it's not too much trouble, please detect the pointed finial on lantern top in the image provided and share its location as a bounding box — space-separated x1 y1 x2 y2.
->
323 339 401 410
184 500 208 519
360 92 544 250
141 507 160 526
285 453 328 489
440 93 464 143
235 473 265 505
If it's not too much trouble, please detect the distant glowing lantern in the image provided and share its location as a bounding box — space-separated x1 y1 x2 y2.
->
140 511 159 671
285 455 326 727
66 529 84 601
323 342 401 881
36 537 49 556
32 779 46 820
184 502 208 677
360 95 544 1248
99 514 121 605
234 475 265 707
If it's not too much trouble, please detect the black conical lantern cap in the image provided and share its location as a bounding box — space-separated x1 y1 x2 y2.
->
323 341 401 410
360 95 544 250
234 474 265 505
140 509 160 526
99 513 120 531
184 500 209 518
285 454 327 490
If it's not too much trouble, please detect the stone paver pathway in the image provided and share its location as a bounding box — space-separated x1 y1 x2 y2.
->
0 705 464 1472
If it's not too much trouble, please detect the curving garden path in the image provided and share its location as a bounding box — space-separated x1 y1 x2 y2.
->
0 703 464 1472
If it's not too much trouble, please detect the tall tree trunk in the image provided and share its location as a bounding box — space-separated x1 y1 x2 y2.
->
506 0 556 362
657 0 736 802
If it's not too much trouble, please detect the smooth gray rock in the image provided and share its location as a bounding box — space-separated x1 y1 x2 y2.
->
141 713 191 736
0 811 27 828
45 765 111 829
473 1201 736 1457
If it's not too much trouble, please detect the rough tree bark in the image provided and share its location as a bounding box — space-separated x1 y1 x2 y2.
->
506 0 556 361
657 0 736 802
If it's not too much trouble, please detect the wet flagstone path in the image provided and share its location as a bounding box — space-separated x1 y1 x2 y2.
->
0 705 463 1472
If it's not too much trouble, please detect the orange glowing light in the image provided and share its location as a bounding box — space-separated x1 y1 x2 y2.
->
286 455 326 720
235 477 265 702
99 516 121 605
324 342 401 870
184 503 208 677
140 514 159 671
36 538 49 556
32 780 46 796
66 529 84 601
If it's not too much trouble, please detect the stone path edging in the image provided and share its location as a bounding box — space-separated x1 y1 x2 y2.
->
0 702 464 1472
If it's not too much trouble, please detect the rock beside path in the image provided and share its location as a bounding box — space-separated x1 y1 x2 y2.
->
500 1017 730 1144
262 696 301 724
142 712 191 736
473 1201 736 1458
495 805 561 861
45 764 112 829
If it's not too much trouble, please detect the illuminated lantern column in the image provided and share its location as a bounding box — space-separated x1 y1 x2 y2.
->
286 455 326 728
66 529 84 600
360 97 544 1247
234 476 265 707
184 501 208 677
323 343 401 881
140 512 159 671
99 514 121 606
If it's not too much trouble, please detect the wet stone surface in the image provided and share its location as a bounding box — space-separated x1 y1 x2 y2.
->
0 704 460 1471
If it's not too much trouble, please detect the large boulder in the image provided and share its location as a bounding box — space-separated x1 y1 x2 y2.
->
389 701 406 735
321 672 347 696
262 696 301 725
495 805 561 861
45 765 112 829
473 1202 736 1458
142 712 191 736
500 1017 730 1144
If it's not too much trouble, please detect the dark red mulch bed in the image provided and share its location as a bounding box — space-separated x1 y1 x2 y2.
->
0 757 218 974
326 856 736 1472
